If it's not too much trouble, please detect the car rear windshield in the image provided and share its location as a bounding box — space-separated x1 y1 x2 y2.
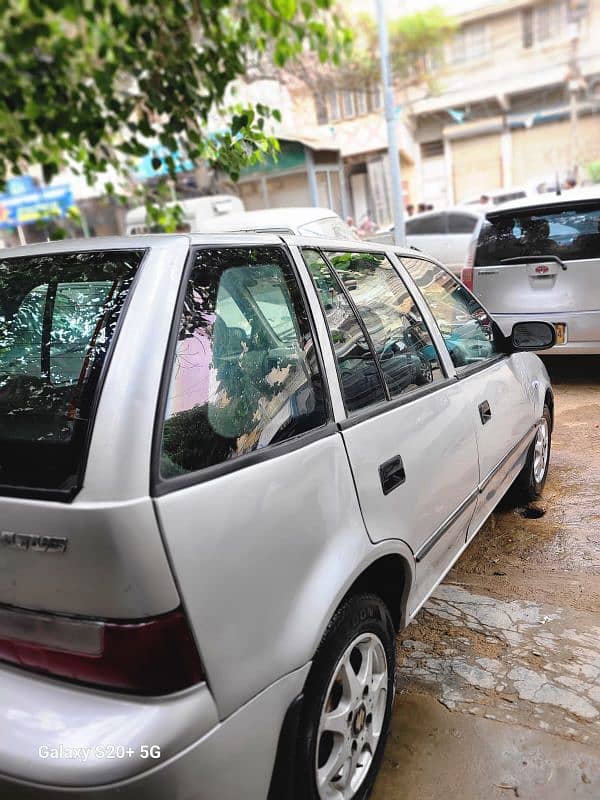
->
0 249 143 498
475 202 600 266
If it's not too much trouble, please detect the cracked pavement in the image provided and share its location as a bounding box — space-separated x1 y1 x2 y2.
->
373 357 600 799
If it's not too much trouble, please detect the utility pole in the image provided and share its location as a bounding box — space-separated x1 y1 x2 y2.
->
567 0 587 181
375 0 406 246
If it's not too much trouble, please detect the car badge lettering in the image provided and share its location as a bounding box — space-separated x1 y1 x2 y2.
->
535 264 550 274
0 531 68 554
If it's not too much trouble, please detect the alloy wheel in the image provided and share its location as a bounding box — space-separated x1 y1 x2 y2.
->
315 633 388 800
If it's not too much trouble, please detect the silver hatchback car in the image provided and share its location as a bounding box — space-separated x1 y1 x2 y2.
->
0 234 554 799
463 187 600 354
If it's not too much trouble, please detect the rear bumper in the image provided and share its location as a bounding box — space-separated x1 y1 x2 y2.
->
0 662 310 799
493 310 600 355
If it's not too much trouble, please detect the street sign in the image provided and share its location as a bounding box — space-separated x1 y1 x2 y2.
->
0 185 74 228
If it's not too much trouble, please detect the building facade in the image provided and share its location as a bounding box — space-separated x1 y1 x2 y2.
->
243 0 600 222
409 0 600 206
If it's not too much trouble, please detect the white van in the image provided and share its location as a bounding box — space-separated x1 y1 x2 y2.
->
125 194 244 234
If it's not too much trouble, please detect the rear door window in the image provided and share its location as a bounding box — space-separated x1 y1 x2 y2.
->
406 213 447 235
476 202 600 265
0 250 143 496
326 251 445 397
159 246 328 478
447 213 478 234
303 249 386 413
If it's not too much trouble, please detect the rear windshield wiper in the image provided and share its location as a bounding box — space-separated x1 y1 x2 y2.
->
500 255 567 271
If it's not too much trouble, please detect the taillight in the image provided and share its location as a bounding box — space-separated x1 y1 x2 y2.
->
0 605 203 695
461 267 473 290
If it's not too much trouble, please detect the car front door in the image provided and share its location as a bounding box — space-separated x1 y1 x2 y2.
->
299 246 481 615
402 255 535 539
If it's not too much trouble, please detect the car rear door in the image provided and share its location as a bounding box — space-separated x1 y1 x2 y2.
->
151 241 369 717
297 245 481 615
473 199 600 314
402 255 535 536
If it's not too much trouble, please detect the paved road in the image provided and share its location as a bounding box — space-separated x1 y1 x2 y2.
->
373 356 600 800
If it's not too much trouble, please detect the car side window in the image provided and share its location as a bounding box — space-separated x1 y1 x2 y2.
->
401 256 503 370
159 246 328 478
405 213 446 236
447 213 478 234
303 249 386 413
325 251 445 398
3 280 116 385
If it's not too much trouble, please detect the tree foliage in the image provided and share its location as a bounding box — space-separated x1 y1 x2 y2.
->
284 5 455 99
344 6 455 86
0 0 351 190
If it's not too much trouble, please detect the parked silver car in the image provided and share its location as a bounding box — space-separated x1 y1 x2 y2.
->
370 207 482 275
464 187 600 354
0 234 554 799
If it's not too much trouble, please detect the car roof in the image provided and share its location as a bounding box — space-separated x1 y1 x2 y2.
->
194 206 340 234
487 186 600 216
0 232 417 260
406 206 482 223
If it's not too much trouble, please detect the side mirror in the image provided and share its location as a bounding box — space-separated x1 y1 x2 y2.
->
510 321 556 351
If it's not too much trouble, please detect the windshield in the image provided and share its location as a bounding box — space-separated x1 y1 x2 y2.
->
0 249 143 497
298 217 359 240
476 202 600 266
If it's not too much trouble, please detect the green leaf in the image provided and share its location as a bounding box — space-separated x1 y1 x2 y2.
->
273 0 296 21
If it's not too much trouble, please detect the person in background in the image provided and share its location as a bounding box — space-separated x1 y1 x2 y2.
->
479 194 491 206
417 203 426 213
357 214 375 237
426 204 434 211
406 204 414 217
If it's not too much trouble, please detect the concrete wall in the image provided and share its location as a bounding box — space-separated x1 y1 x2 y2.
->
511 115 600 185
237 172 312 212
451 132 503 202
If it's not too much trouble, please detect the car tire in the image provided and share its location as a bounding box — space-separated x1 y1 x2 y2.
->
511 404 552 503
296 593 396 800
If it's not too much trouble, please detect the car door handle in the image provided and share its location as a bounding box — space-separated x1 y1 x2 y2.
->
479 400 492 425
379 455 406 495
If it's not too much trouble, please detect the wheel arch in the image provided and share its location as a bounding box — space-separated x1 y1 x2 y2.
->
338 551 413 633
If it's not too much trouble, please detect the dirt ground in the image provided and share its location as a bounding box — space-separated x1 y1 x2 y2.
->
372 356 600 800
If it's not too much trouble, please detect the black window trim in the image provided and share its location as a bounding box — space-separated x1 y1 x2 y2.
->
398 252 509 379
0 246 149 504
309 247 450 424
150 243 335 498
